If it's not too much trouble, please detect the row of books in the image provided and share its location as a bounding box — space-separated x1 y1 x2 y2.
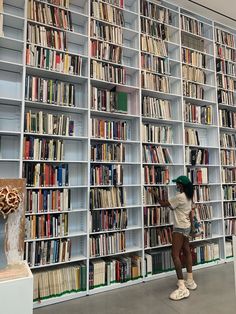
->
185 147 209 165
220 133 236 148
91 40 122 64
141 72 170 92
25 111 75 136
195 221 212 239
221 168 236 184
182 47 206 68
217 75 236 91
140 0 171 24
219 109 236 129
183 81 204 100
226 239 233 257
0 11 3 37
142 97 172 119
140 18 169 41
216 44 236 63
145 242 220 275
27 23 67 50
185 128 200 146
141 53 170 75
91 86 128 113
90 164 123 186
181 15 203 36
215 28 235 48
101 0 124 8
195 204 213 220
25 238 72 267
26 44 83 75
89 255 142 289
89 208 127 233
90 118 130 140
90 60 126 84
90 143 125 162
187 167 208 185
143 187 168 206
223 185 236 200
26 189 71 213
220 150 236 166
145 249 174 275
144 226 172 248
142 145 173 164
23 163 69 187
142 124 173 144
90 232 126 257
224 202 236 217
25 75 76 107
91 256 139 289
33 264 86 302
90 20 123 45
216 59 236 77
27 0 73 31
182 65 206 84
184 102 212 125
23 137 64 161
143 166 170 185
193 186 210 202
181 32 205 53
91 1 125 27
141 34 167 57
25 213 69 239
144 206 171 227
41 0 70 9
90 187 126 209
225 219 236 235
218 88 234 106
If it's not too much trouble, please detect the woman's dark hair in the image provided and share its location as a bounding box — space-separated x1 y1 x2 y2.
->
182 182 194 200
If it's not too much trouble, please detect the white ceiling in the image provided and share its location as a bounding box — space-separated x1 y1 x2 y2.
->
191 0 236 21
168 0 236 28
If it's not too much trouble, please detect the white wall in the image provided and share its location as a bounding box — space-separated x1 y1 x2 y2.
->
168 0 236 29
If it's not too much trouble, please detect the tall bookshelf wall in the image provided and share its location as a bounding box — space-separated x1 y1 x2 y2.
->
0 0 235 307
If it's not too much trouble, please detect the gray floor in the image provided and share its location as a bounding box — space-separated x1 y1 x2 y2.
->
34 262 236 314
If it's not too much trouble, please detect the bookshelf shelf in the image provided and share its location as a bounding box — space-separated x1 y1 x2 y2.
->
30 255 87 270
0 0 235 306
25 232 87 242
26 67 88 84
25 209 87 216
90 226 142 235
88 277 143 295
90 247 142 260
24 133 88 141
26 185 88 190
24 101 88 113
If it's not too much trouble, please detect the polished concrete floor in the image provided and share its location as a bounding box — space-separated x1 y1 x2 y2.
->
34 262 236 314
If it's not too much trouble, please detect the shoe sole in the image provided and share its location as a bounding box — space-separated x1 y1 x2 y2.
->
169 290 190 301
186 286 197 291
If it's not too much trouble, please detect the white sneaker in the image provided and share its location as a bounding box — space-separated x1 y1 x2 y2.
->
185 280 197 290
169 287 190 301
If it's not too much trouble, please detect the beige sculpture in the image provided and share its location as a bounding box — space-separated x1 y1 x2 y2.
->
0 179 25 266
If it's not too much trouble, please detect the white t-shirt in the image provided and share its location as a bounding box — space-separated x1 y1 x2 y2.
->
169 192 191 228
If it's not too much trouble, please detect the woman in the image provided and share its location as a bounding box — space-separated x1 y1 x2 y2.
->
157 175 197 301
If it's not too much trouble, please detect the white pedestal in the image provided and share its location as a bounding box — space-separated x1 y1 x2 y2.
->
233 236 236 296
0 262 33 314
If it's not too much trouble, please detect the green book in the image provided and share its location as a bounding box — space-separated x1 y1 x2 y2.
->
80 264 87 291
116 92 128 113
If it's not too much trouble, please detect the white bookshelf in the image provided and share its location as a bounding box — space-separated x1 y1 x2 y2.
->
0 0 235 308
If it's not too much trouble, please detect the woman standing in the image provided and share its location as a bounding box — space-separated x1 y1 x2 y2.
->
157 175 197 300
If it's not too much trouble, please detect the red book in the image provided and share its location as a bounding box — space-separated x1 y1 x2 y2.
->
24 138 30 159
39 190 43 212
47 214 51 237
